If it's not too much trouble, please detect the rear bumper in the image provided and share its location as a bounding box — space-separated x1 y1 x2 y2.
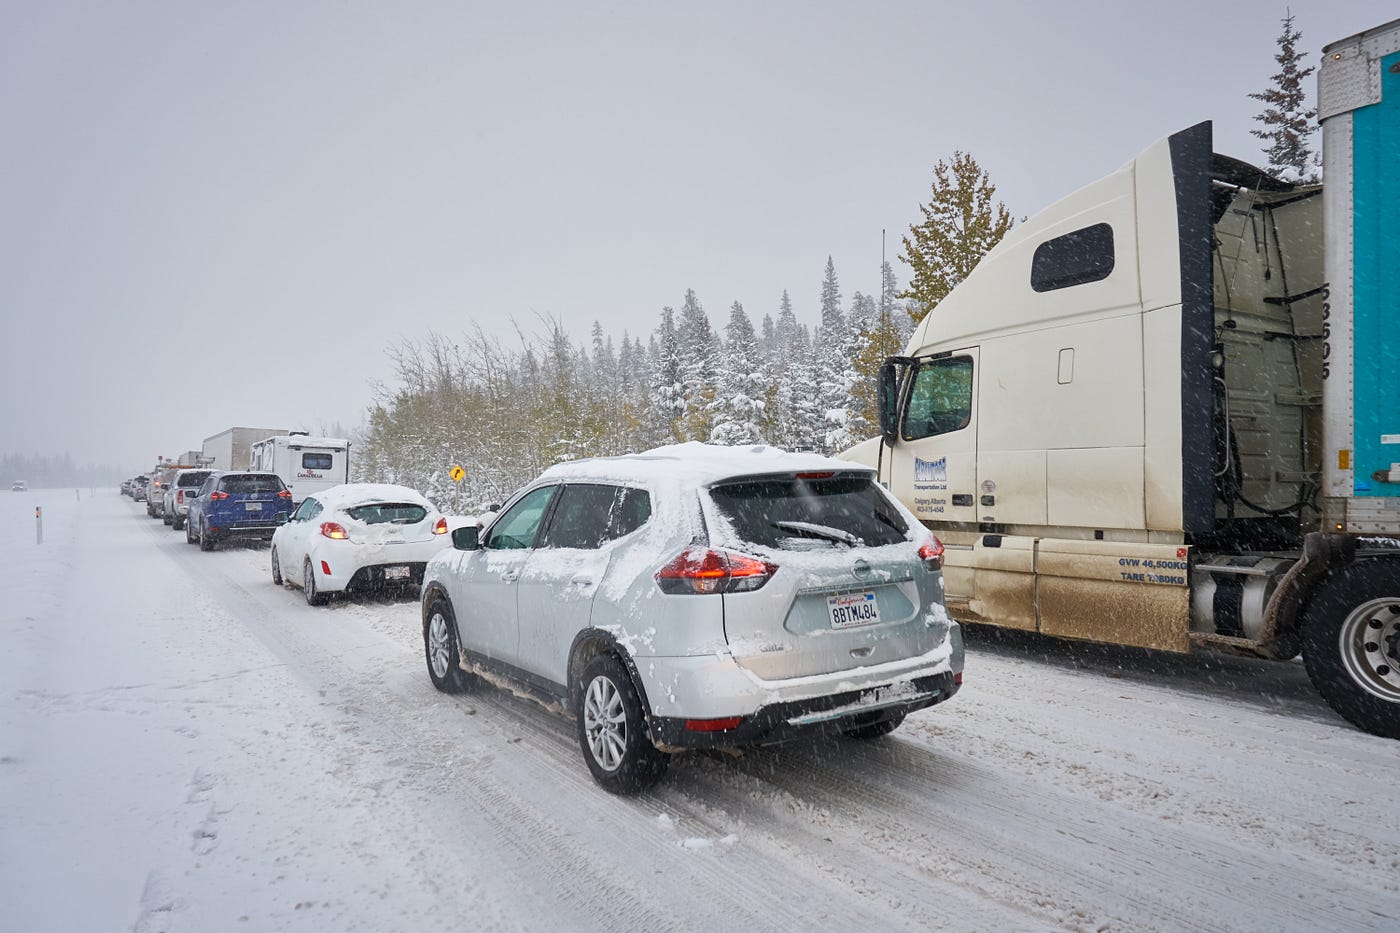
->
649 669 959 750
347 562 427 591
634 622 963 746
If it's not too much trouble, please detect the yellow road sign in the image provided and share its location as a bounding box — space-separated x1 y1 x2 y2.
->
449 464 465 483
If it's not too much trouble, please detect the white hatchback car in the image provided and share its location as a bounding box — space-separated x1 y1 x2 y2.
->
422 443 963 794
271 483 451 605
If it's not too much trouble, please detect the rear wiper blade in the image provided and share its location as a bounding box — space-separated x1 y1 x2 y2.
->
772 521 862 547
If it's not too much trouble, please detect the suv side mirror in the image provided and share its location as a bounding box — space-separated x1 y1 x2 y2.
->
452 526 480 550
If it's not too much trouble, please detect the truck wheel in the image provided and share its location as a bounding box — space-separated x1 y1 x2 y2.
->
1301 561 1400 739
171 514 185 531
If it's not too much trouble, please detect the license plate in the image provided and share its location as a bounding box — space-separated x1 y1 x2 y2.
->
383 565 410 581
244 501 263 511
827 591 881 629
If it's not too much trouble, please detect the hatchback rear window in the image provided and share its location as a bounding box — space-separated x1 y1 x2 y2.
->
219 475 286 494
708 474 908 549
346 503 428 525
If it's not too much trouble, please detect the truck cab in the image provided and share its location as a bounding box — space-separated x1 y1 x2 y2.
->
844 19 1400 740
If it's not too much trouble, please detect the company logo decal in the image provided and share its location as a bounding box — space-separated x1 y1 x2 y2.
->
914 456 947 483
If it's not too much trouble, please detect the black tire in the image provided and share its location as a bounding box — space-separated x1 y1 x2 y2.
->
271 547 284 586
185 518 197 544
162 511 172 526
171 514 185 531
575 653 668 794
303 559 329 606
841 712 906 741
423 597 475 693
198 521 215 551
1301 560 1400 740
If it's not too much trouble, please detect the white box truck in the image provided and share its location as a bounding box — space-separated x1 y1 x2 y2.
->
842 19 1400 739
203 427 287 471
250 432 350 504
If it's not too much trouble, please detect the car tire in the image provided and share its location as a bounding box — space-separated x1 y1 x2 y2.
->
575 653 668 795
186 519 197 544
271 547 284 586
423 598 475 693
1301 560 1400 739
199 521 215 551
303 559 329 606
171 514 184 531
841 712 906 741
162 510 172 526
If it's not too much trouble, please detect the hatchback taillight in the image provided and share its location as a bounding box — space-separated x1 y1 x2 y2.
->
209 491 228 500
655 547 778 595
433 517 448 535
918 536 944 571
321 521 348 540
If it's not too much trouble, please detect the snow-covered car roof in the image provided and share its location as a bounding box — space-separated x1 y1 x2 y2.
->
538 442 875 488
309 483 435 512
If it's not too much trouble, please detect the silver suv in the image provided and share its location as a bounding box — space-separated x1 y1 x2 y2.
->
421 444 963 794
163 469 214 530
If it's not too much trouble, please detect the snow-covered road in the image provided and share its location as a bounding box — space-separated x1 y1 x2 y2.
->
2 490 1397 932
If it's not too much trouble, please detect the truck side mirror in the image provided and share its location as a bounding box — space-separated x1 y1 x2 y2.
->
878 360 901 442
452 526 480 550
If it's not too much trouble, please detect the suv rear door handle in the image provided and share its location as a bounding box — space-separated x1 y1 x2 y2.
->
570 575 594 587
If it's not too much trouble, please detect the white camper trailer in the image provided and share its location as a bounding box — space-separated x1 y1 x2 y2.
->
843 19 1400 739
250 432 350 504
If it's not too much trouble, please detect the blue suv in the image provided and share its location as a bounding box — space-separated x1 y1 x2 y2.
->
187 471 293 551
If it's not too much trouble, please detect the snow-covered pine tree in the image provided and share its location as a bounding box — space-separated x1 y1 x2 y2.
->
1249 11 1319 183
814 257 856 453
677 289 719 441
710 301 769 446
646 307 686 444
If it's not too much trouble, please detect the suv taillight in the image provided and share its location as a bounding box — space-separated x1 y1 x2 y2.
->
176 490 184 504
918 536 944 571
433 517 448 535
321 521 348 540
277 489 292 499
655 547 778 595
209 491 228 500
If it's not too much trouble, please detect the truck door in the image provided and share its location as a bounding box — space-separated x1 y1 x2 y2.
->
889 348 980 526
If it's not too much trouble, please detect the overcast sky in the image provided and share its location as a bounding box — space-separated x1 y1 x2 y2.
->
0 0 1385 472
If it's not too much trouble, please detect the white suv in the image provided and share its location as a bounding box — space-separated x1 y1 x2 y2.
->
421 443 963 794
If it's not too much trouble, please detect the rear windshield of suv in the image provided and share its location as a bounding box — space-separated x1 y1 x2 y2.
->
219 475 285 494
708 474 908 550
177 471 213 487
346 503 428 525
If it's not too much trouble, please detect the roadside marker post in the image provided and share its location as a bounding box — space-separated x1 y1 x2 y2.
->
35 506 42 545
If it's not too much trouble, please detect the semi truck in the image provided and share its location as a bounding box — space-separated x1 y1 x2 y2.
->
842 19 1400 739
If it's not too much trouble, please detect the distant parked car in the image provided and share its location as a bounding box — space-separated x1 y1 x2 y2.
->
163 469 214 529
11 480 26 492
270 483 451 606
420 443 964 794
186 471 293 551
